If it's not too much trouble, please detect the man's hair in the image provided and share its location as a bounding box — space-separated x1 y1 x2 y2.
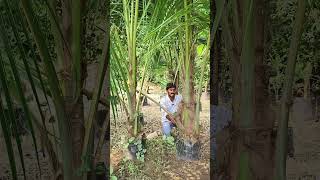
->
166 83 176 90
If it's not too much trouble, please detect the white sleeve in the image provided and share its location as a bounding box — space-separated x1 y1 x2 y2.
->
160 98 167 119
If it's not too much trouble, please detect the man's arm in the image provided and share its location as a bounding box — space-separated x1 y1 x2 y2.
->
160 97 174 122
165 114 175 122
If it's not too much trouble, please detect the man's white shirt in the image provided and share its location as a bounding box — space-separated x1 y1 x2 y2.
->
160 94 182 123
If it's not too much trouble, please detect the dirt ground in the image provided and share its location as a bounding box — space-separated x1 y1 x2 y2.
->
0 135 53 179
110 83 210 180
286 97 320 180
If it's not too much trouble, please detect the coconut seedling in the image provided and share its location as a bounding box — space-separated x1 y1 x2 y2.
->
162 0 219 161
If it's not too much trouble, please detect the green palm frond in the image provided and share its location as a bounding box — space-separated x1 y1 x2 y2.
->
0 98 18 180
0 14 42 177
20 0 74 179
4 0 48 139
0 53 21 180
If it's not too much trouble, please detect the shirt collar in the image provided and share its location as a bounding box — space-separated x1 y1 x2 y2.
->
166 94 176 103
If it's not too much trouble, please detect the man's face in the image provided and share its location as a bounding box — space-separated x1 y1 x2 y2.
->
167 87 176 98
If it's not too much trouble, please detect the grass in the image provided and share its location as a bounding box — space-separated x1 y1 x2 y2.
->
113 136 176 179
110 91 210 179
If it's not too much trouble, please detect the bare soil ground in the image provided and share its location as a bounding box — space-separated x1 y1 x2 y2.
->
0 135 53 179
286 97 320 180
110 83 210 180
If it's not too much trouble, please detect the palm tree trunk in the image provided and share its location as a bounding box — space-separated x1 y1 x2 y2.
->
180 0 196 136
216 0 275 179
215 2 240 178
237 0 255 178
210 0 221 176
304 62 312 99
123 0 139 137
212 27 221 106
61 0 85 176
249 0 275 178
275 1 307 179
221 0 243 178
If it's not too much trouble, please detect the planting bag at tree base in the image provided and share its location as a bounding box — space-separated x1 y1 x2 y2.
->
210 105 232 161
175 138 201 161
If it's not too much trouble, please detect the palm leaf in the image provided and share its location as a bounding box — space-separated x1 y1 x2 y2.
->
72 0 82 100
81 30 110 179
0 14 42 177
0 98 18 180
20 1 74 179
110 79 121 121
0 47 26 180
210 0 225 45
13 1 59 156
195 37 210 134
4 0 48 140
43 0 72 60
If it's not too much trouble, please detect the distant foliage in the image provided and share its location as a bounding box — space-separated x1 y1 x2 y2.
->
268 0 320 98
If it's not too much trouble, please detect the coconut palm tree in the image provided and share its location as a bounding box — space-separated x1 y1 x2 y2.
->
215 0 308 179
0 0 109 179
110 0 212 162
275 0 307 179
215 0 275 179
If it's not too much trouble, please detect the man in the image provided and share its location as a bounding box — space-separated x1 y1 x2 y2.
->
160 83 182 136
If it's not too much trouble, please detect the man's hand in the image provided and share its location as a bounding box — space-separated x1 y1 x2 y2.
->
166 114 176 124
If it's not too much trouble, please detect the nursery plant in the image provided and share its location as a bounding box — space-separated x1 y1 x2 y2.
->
110 0 210 161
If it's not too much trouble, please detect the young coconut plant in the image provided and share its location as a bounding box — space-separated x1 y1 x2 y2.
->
110 0 150 161
162 0 212 161
110 0 194 161
126 0 211 161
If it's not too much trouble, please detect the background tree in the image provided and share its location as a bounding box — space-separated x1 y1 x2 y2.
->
0 0 109 179
215 0 319 179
